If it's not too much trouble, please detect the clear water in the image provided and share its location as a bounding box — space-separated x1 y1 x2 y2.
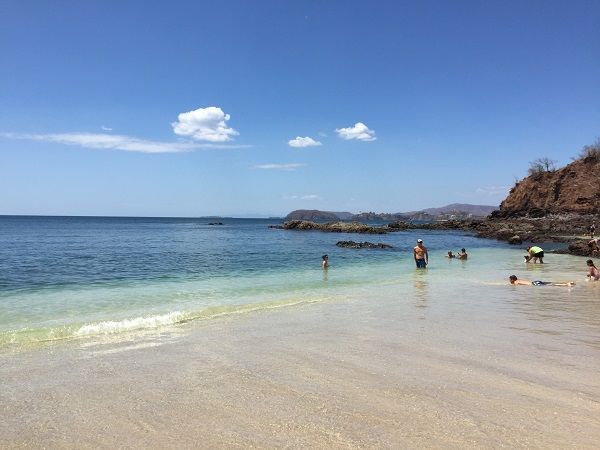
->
0 216 596 348
2 216 600 448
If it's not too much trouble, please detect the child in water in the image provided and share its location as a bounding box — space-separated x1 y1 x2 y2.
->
587 259 599 281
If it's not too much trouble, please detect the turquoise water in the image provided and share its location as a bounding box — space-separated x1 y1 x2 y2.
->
0 216 595 348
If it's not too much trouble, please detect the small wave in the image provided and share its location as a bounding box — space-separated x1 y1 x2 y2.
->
75 311 187 336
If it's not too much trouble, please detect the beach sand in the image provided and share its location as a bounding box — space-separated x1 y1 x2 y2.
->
1 283 600 449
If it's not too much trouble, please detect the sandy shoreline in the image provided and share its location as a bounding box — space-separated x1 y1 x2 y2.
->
1 284 600 449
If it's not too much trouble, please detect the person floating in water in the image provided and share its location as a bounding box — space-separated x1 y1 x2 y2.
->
457 248 468 260
525 246 544 264
446 251 456 258
322 254 329 269
587 259 599 281
509 275 574 286
414 239 428 268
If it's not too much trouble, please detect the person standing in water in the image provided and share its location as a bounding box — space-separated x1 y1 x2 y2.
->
414 239 428 268
322 254 329 269
457 248 468 259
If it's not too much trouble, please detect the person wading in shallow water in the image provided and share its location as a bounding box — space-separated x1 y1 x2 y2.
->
322 254 329 269
413 239 428 268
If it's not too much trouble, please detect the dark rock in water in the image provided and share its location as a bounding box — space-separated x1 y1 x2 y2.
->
565 240 600 257
387 221 417 230
336 241 392 249
283 220 387 234
208 222 223 225
508 235 522 245
268 224 284 229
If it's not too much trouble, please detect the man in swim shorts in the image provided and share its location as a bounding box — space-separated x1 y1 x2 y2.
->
526 246 544 264
509 275 574 286
414 239 428 268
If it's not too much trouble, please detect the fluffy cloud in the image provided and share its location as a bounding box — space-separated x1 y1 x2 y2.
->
172 106 239 142
288 136 322 148
254 163 306 171
2 132 249 153
335 122 376 141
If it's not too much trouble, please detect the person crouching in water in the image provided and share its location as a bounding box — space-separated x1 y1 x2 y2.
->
526 246 544 264
587 259 599 281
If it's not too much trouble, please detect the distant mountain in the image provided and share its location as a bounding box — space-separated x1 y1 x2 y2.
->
414 204 497 217
285 209 340 220
284 204 497 222
328 211 354 220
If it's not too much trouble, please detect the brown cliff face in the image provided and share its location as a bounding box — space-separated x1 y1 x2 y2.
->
494 155 600 218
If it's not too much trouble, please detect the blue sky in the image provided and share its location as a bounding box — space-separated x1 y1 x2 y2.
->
1 0 599 217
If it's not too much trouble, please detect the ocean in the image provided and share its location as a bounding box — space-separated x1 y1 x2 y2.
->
1 216 599 448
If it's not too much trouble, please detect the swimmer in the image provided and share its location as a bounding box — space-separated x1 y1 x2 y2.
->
446 251 456 258
322 254 329 268
457 248 468 259
509 275 574 287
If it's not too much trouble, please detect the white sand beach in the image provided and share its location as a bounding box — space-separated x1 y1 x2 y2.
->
2 281 599 449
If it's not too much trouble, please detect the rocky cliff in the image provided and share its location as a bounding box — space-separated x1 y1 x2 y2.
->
493 154 600 218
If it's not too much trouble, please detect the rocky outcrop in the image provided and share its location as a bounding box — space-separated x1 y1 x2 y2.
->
336 241 392 249
493 154 600 218
387 216 595 243
283 220 387 234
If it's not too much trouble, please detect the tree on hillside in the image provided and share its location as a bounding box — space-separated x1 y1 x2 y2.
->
579 138 600 159
527 157 557 176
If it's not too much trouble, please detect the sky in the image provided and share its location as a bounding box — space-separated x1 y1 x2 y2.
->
1 0 599 218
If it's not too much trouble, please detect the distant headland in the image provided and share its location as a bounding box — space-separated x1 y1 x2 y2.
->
285 204 497 222
278 140 600 258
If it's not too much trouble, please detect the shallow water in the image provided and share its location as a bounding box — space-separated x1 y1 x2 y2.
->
1 216 599 448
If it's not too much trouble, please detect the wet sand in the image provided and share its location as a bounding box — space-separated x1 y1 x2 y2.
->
1 283 600 449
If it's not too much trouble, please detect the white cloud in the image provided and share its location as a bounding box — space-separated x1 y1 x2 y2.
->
335 122 376 141
476 186 509 195
172 106 239 142
283 194 321 200
253 163 306 171
2 132 249 153
101 125 112 131
288 136 322 148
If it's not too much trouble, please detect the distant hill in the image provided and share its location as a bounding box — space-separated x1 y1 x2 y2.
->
285 209 340 220
328 211 354 220
412 204 497 217
284 204 496 221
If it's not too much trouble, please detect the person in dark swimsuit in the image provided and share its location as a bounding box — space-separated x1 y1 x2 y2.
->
509 275 574 286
